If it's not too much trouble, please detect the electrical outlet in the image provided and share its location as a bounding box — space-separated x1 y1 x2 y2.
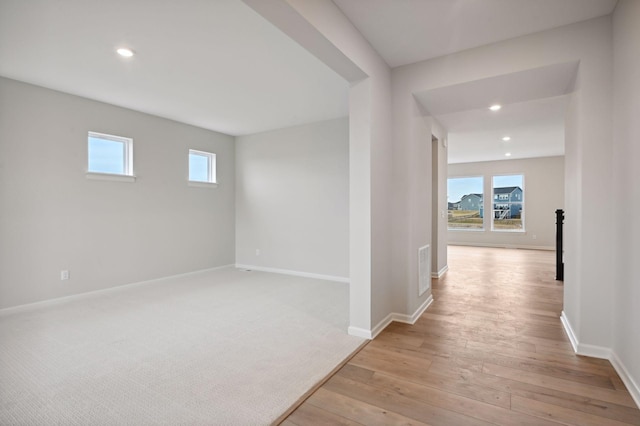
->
60 270 70 280
255 249 261 256
532 234 537 240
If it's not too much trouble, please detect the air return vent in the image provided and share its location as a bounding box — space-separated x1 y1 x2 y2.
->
418 244 431 296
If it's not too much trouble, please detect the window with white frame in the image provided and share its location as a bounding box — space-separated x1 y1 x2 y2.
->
447 176 484 230
189 149 216 184
87 131 133 176
492 174 524 231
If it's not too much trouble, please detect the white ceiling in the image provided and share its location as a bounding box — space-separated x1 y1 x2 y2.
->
441 96 568 164
333 0 618 68
0 0 617 150
415 62 577 164
0 0 349 136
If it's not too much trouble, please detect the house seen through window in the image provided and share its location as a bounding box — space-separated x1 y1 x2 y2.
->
492 174 524 231
447 176 484 230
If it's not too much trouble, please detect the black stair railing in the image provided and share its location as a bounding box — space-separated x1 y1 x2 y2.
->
556 209 564 281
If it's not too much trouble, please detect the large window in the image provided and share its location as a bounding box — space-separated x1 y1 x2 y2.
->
88 131 133 176
492 174 524 231
189 149 216 184
447 176 484 230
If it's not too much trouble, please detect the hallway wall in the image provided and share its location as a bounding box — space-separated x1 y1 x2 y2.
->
612 0 640 404
391 15 614 355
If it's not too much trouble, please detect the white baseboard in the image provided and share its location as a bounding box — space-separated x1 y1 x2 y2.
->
347 326 374 339
577 343 613 360
560 310 640 409
610 351 640 409
448 242 554 251
350 294 434 340
431 265 449 278
369 315 394 340
235 264 349 283
392 295 434 325
560 311 578 352
0 264 235 316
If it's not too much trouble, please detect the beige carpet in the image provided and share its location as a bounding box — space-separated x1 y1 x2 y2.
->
0 267 363 425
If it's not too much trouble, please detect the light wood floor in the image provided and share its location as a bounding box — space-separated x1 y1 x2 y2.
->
282 245 640 425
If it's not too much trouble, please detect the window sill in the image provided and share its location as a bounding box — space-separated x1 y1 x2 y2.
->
188 181 218 189
448 228 485 232
86 172 136 183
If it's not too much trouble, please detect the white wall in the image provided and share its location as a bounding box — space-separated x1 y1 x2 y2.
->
244 0 394 337
432 132 449 276
0 78 235 309
285 0 395 336
235 118 349 278
612 0 640 403
448 156 564 250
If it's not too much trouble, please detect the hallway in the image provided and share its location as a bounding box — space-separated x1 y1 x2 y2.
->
283 246 640 425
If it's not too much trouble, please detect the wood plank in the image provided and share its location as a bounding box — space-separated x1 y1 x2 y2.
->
282 247 640 424
348 350 510 408
483 362 638 408
336 364 375 383
511 395 632 426
285 403 363 426
430 361 640 424
324 374 494 426
366 372 559 426
307 387 431 426
465 339 615 371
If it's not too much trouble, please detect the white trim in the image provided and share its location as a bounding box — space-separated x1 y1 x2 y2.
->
418 244 430 296
560 310 579 352
448 241 554 251
369 314 394 339
431 265 449 278
560 311 640 409
88 131 134 176
610 351 640 409
347 326 373 339
353 294 435 340
0 264 234 316
234 264 349 283
188 181 218 189
392 295 434 325
86 172 136 182
577 343 613 360
188 149 217 184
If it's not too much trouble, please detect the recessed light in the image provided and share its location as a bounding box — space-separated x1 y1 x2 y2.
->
502 136 511 141
116 47 135 58
505 152 512 157
489 104 502 111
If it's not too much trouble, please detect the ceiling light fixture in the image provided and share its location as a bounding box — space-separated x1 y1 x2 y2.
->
505 152 512 157
489 104 502 111
116 47 135 58
502 136 511 141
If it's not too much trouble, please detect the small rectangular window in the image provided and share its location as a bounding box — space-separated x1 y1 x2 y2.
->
88 131 133 176
189 149 216 184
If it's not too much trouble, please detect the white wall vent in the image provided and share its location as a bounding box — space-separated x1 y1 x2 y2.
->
418 244 431 296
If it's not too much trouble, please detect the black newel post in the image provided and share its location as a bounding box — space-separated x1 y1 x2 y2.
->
556 209 564 281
